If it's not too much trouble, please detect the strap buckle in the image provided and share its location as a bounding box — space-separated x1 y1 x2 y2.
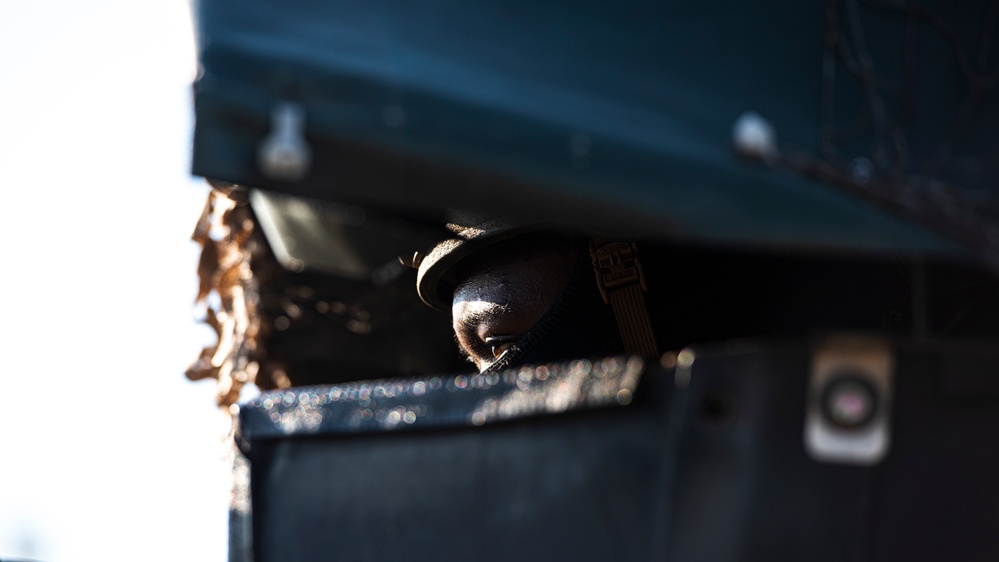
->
590 240 647 304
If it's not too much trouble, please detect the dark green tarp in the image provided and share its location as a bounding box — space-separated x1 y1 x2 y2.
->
190 0 998 264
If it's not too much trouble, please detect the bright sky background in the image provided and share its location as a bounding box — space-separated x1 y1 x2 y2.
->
0 1 230 561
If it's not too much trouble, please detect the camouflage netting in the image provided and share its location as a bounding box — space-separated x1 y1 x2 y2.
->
186 184 271 408
186 183 466 410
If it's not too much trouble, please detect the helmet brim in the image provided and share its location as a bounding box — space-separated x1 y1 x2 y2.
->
416 223 546 311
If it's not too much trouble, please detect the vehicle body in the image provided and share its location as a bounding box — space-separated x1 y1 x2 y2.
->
186 1 999 560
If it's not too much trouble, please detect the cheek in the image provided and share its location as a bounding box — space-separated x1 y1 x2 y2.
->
450 245 579 364
452 298 537 343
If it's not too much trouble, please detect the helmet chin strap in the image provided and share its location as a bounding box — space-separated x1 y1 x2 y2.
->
589 237 660 359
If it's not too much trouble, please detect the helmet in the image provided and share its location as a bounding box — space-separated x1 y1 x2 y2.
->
414 211 548 311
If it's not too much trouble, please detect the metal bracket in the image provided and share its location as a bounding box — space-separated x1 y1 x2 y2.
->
804 335 894 466
258 102 312 182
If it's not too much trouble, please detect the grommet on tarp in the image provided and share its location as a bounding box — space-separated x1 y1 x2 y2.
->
732 111 778 161
258 102 312 182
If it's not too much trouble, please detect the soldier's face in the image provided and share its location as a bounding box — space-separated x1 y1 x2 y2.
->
450 237 578 371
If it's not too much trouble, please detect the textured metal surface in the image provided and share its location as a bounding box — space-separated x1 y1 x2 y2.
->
232 339 999 562
236 355 644 445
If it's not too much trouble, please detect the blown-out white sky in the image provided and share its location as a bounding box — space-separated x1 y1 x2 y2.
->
0 1 229 561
